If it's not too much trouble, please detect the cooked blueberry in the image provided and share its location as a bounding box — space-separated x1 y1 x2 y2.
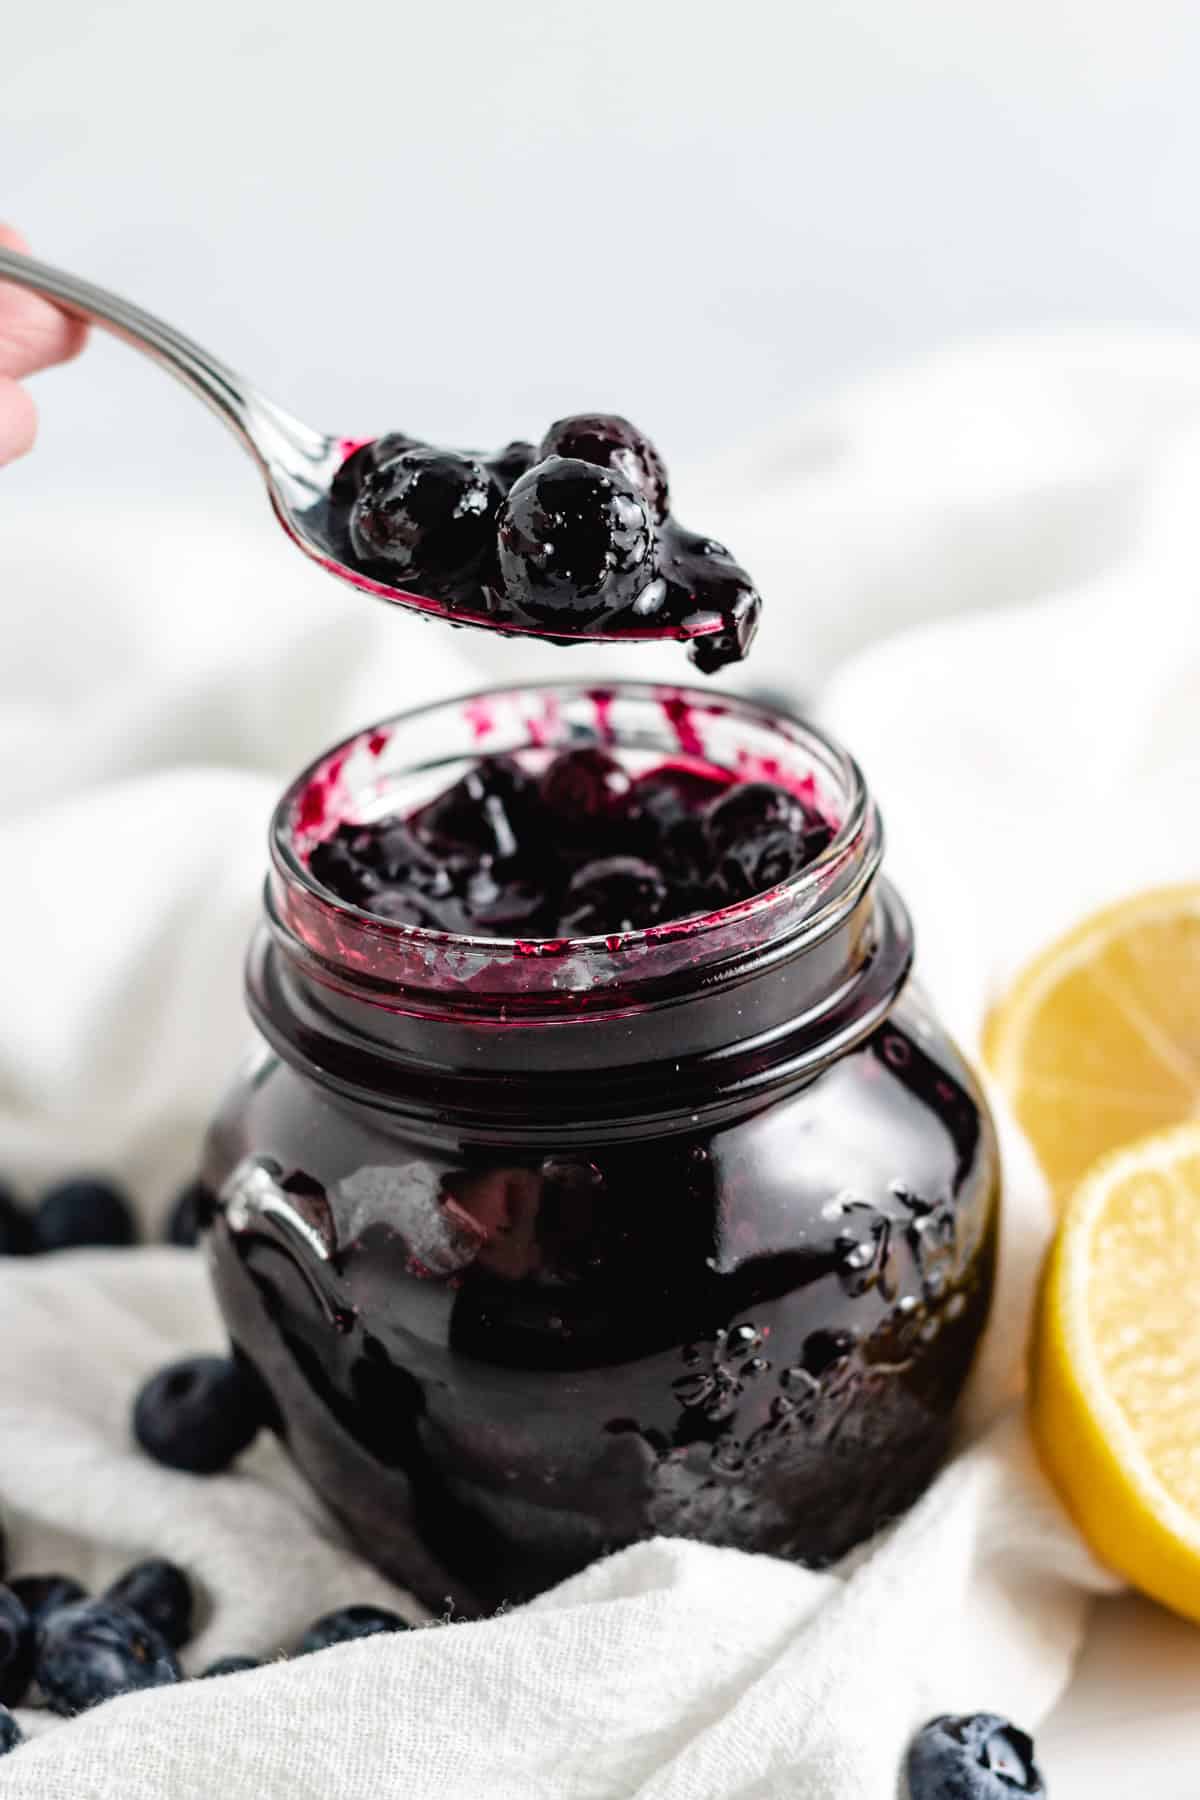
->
486 439 536 493
330 432 423 505
201 1655 260 1677
412 756 536 861
658 525 762 673
705 781 817 899
0 1588 32 1707
10 1575 87 1624
296 1604 410 1655
103 1559 193 1649
133 1355 262 1475
36 1600 180 1715
349 448 500 602
538 414 669 521
539 748 634 833
560 856 669 936
905 1713 1045 1798
33 1177 135 1252
0 1184 31 1257
0 1705 21 1755
165 1178 210 1248
496 458 656 627
464 868 552 933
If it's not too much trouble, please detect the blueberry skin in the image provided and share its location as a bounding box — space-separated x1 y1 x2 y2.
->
201 1655 260 1678
36 1600 181 1715
0 1587 32 1707
9 1574 87 1625
0 1704 22 1755
296 1604 410 1655
33 1178 135 1252
906 1713 1045 1799
103 1559 193 1649
0 1184 31 1256
133 1355 262 1475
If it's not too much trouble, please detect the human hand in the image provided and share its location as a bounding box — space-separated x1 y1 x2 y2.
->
0 225 88 466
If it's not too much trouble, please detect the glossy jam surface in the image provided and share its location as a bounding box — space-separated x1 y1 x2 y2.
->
205 996 997 1616
318 414 762 672
307 747 833 938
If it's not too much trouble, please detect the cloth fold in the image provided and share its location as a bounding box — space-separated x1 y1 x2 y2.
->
1 329 1197 1796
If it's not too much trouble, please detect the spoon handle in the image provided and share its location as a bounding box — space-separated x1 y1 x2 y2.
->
0 247 323 468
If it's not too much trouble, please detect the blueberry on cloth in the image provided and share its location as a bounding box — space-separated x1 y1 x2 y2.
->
33 1177 135 1251
905 1712 1045 1798
0 1587 32 1707
35 1600 180 1715
0 1184 31 1256
201 1655 261 1677
0 1705 22 1755
9 1574 87 1625
133 1355 263 1475
103 1559 193 1649
296 1605 410 1655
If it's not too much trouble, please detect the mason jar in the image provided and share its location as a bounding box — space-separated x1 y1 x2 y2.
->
202 681 999 1617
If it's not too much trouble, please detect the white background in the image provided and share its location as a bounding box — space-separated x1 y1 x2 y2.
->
4 0 1200 515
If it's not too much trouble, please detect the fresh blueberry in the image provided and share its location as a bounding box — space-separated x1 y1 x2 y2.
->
133 1355 263 1475
10 1574 87 1625
166 1178 209 1248
201 1654 261 1677
560 856 669 937
905 1713 1045 1799
0 1184 31 1257
296 1604 410 1656
0 1704 22 1755
0 1588 32 1707
330 432 424 506
496 458 656 627
349 448 500 602
539 748 634 834
104 1559 193 1649
35 1600 180 1715
538 414 669 521
33 1177 135 1252
705 781 820 899
485 439 536 493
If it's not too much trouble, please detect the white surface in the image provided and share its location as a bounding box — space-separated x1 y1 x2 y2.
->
0 334 1198 1793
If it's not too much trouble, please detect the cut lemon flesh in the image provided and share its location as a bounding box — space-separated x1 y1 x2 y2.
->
1031 1122 1200 1620
983 885 1200 1193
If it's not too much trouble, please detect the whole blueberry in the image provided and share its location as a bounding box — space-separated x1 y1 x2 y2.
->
496 458 656 627
559 856 669 937
539 748 634 835
0 1184 31 1256
486 439 537 493
33 1178 135 1252
104 1559 193 1649
905 1713 1045 1799
165 1179 208 1249
330 431 424 505
705 781 821 900
538 414 669 521
349 447 500 602
36 1600 180 1715
0 1587 32 1707
296 1604 410 1656
412 756 538 861
201 1654 261 1678
10 1574 87 1626
133 1355 263 1475
0 1704 22 1756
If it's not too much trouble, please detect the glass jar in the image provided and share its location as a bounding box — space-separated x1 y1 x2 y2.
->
202 681 999 1618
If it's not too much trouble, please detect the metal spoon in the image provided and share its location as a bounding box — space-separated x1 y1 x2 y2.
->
0 247 726 650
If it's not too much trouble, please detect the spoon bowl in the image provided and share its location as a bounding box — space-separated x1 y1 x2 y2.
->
0 248 730 651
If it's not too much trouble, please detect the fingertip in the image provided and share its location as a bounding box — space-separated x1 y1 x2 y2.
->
0 224 32 256
0 377 38 466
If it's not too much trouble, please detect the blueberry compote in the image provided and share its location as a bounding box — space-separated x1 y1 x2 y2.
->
323 415 760 672
203 685 999 1616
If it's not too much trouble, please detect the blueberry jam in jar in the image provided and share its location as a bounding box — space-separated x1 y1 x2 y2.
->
203 683 999 1615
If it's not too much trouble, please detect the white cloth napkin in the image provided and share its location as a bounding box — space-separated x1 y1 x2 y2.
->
1 329 1198 1798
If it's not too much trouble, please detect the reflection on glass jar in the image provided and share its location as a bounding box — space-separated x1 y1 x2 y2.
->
203 683 999 1616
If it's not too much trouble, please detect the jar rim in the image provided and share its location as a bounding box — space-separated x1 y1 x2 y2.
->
270 680 873 972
